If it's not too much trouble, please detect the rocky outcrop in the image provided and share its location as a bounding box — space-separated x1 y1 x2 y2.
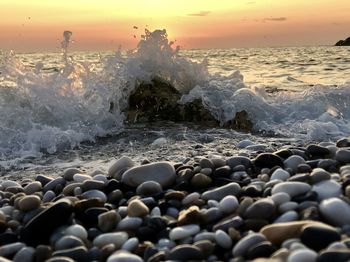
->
125 77 253 132
335 37 350 46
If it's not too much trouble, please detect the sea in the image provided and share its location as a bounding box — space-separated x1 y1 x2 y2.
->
1 29 350 177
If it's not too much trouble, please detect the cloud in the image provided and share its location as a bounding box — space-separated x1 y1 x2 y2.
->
187 11 211 17
263 17 287 22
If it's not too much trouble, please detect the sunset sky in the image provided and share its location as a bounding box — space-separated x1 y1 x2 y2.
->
1 0 350 52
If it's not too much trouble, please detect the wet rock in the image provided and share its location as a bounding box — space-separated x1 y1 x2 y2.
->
300 224 341 251
108 156 135 180
254 153 284 169
168 244 203 261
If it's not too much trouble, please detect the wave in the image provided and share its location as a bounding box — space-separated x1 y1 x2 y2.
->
1 29 350 158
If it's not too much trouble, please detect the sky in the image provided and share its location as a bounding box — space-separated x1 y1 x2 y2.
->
1 0 350 52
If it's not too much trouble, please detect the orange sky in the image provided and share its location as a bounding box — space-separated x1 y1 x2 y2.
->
1 0 350 52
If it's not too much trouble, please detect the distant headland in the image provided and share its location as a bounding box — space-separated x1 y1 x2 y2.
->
335 37 350 46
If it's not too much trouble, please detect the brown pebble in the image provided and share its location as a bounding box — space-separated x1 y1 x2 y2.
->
128 199 149 217
190 173 212 188
177 206 201 226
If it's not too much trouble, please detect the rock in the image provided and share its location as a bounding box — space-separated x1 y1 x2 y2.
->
0 242 25 257
319 198 350 226
21 199 73 246
168 244 203 261
43 177 66 193
335 149 350 164
300 224 341 251
64 225 88 240
42 190 56 203
13 247 35 262
52 246 88 262
335 37 350 46
177 206 201 225
107 250 143 262
271 182 311 197
80 190 107 202
254 153 284 169
98 210 120 232
169 225 200 241
121 237 139 251
287 249 317 262
274 211 298 223
46 257 74 262
226 156 253 169
127 199 149 217
270 192 291 206
93 232 128 248
81 180 105 191
108 156 135 180
247 241 276 260
136 181 163 197
55 235 84 250
270 168 290 181
23 182 42 195
237 140 255 149
317 250 350 262
193 240 215 258
284 155 306 172
72 174 91 182
18 195 41 212
191 173 212 188
306 144 330 158
215 230 232 249
219 195 239 214
279 202 298 213
201 182 241 201
117 217 143 231
244 198 276 220
232 232 266 257
312 180 341 201
309 168 331 184
121 162 176 188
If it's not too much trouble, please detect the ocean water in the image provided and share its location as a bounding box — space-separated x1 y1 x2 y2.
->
1 29 350 173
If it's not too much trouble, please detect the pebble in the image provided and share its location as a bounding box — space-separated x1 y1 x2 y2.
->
271 181 311 197
215 230 232 249
136 181 163 196
219 195 239 214
64 225 88 240
169 225 200 241
319 198 350 226
117 217 143 231
0 242 25 257
98 210 120 232
80 190 107 202
107 250 143 262
121 162 176 188
312 180 341 201
274 211 298 223
244 198 276 220
270 192 291 206
300 224 341 251
201 182 241 201
23 181 42 195
232 232 266 257
335 149 350 164
93 232 128 248
237 140 255 148
108 156 135 180
121 237 139 251
168 244 203 261
287 248 317 262
13 247 35 262
284 155 306 171
18 195 41 212
270 168 290 181
128 199 149 217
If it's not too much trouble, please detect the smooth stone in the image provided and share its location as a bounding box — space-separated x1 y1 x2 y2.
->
42 190 56 203
35 245 52 261
127 199 149 217
306 144 330 157
310 168 331 184
121 237 139 251
0 242 25 257
93 232 128 248
43 177 66 193
219 195 239 214
232 233 266 257
64 225 88 240
62 183 82 196
168 244 203 260
73 174 91 183
1 181 21 190
215 230 232 249
177 206 201 225
270 192 291 206
117 217 143 231
121 162 176 188
335 149 350 164
226 156 253 169
107 250 142 262
191 173 212 188
93 174 108 183
247 241 276 259
52 246 88 261
201 182 241 201
35 175 53 186
244 198 276 220
312 180 341 201
20 199 73 246
136 181 163 197
194 232 216 242
271 182 311 197
18 195 41 212
284 155 306 171
270 168 290 181
201 168 213 176
80 190 107 202
182 192 200 206
55 236 84 250
23 182 42 195
13 247 35 262
279 201 298 213
237 140 255 148
287 249 317 262
300 224 341 251
274 211 298 223
169 225 200 241
46 257 74 262
319 198 350 226
81 180 105 191
193 240 215 258
254 153 284 168
108 156 135 180
317 250 350 262
98 210 120 232
63 168 82 181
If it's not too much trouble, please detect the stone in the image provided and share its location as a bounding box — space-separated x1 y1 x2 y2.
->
168 244 203 261
201 182 241 201
63 168 82 181
64 225 88 240
287 249 317 262
306 144 330 158
136 181 163 197
317 250 350 262
0 242 25 258
335 149 350 164
191 173 212 188
232 232 266 257
215 230 232 249
284 155 306 172
35 245 52 262
270 168 290 181
121 237 139 251
52 246 88 261
309 168 331 184
274 211 298 223
127 199 149 217
117 217 143 231
244 198 275 220
42 190 56 203
81 180 105 191
177 206 201 225
80 190 107 202
18 195 41 212
13 247 35 262
271 182 311 197
55 235 85 250
169 224 200 241
43 177 66 193
21 199 73 246
72 174 91 183
270 192 291 206
121 162 176 188
300 224 341 251
108 156 135 180
312 180 341 201
279 201 298 213
319 198 350 226
93 232 128 248
46 257 75 262
107 250 143 262
219 195 239 214
226 156 253 169
193 240 215 258
23 182 42 195
237 140 255 148
254 153 284 169
98 210 120 232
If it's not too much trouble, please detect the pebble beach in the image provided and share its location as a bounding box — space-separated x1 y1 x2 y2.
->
0 135 350 261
